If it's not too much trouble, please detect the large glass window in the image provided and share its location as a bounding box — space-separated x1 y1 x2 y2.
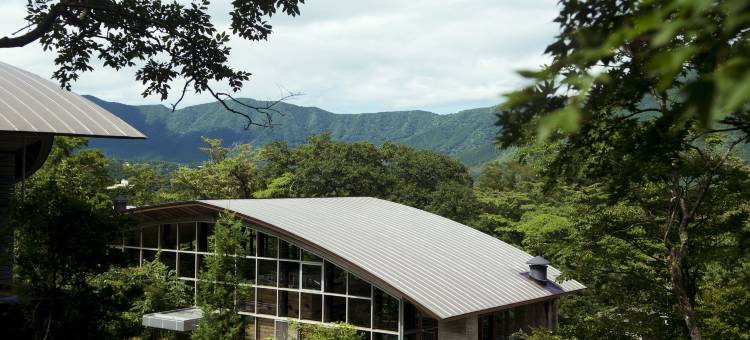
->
161 224 177 249
257 288 277 316
257 233 278 258
348 273 371 297
258 259 277 287
302 265 322 290
257 317 275 340
324 261 346 294
242 228 255 256
301 293 322 321
197 222 213 252
142 226 158 248
302 250 322 262
323 295 346 323
160 251 177 272
239 286 255 314
178 223 195 251
348 298 372 328
125 228 140 247
279 291 300 318
178 253 195 278
373 289 399 331
238 258 256 284
142 249 157 262
373 333 398 340
279 261 300 289
279 240 300 260
244 316 256 340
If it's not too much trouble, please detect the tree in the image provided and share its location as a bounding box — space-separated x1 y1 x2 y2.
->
256 133 480 224
168 137 263 201
193 211 251 340
0 0 305 127
89 255 192 338
291 321 361 340
9 179 127 338
498 1 750 338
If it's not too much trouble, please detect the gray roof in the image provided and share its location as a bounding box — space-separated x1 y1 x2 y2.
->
188 197 585 320
0 61 145 139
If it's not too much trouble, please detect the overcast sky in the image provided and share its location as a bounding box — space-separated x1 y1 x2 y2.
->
0 0 559 114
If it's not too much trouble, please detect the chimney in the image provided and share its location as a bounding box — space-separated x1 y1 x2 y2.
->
113 195 128 213
526 256 550 284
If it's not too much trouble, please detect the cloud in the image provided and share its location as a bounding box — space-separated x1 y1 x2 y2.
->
0 0 559 114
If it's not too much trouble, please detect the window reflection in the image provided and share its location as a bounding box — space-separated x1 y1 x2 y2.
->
348 298 372 328
178 252 195 278
279 240 300 260
323 295 346 323
142 226 158 248
373 289 399 331
324 261 346 294
257 233 278 258
279 291 300 318
348 273 371 297
161 224 177 249
257 288 277 316
300 293 322 321
302 265 322 290
258 259 277 287
238 258 256 284
279 261 300 289
178 223 195 251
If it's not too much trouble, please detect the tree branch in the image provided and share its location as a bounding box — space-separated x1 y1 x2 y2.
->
0 5 64 48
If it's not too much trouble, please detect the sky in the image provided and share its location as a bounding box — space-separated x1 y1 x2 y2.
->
0 0 559 114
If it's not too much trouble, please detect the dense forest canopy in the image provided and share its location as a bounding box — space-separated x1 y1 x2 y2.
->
498 0 750 339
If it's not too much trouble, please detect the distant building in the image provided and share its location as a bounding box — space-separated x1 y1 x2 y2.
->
121 197 584 340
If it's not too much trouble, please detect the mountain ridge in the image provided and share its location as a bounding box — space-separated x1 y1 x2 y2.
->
86 96 504 169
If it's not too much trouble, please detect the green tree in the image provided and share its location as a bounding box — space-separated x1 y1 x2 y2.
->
498 2 750 338
10 180 127 338
193 212 251 339
0 0 304 126
291 321 361 340
168 137 263 201
89 255 192 338
257 133 480 223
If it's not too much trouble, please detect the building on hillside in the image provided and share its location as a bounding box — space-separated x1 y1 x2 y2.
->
120 197 585 340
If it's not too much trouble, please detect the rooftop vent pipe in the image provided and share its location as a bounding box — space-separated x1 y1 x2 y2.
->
114 195 128 213
526 256 550 284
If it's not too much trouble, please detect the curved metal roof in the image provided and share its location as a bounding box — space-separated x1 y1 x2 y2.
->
134 197 585 320
0 61 145 139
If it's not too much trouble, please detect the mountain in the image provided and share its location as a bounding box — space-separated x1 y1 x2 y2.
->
86 97 504 170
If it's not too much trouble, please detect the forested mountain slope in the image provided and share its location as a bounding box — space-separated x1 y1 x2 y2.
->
87 97 504 168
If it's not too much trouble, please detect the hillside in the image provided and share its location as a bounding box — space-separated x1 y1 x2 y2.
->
87 97 504 169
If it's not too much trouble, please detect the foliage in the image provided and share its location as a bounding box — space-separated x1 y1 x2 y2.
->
193 212 251 340
497 1 750 339
512 327 563 340
168 137 263 201
256 133 480 223
291 321 361 340
9 177 126 338
89 255 192 338
474 149 750 339
1 0 305 127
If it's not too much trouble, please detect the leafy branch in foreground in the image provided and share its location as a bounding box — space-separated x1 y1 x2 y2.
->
1 0 305 127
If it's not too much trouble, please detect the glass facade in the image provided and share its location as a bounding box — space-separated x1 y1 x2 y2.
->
119 221 404 339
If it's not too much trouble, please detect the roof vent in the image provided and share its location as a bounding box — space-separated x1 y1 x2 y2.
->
526 256 550 284
113 195 128 213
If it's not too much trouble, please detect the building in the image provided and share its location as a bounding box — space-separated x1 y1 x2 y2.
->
0 60 145 289
123 197 585 339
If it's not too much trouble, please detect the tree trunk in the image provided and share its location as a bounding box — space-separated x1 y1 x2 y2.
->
668 213 702 340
